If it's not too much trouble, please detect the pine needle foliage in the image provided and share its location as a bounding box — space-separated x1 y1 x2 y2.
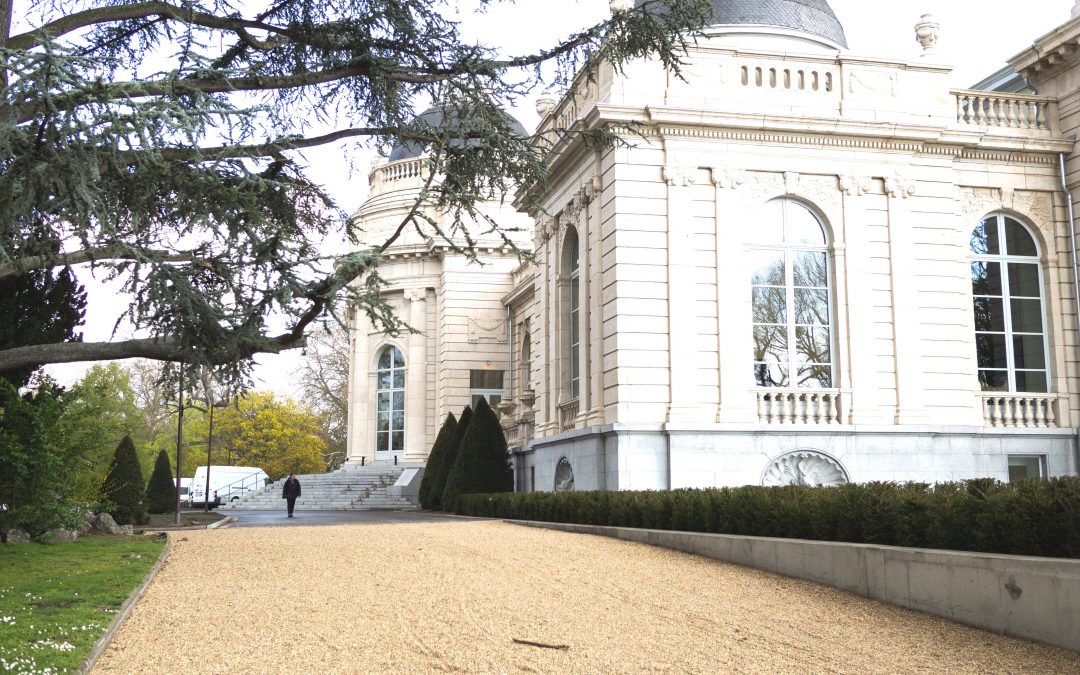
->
0 0 712 386
145 449 176 514
433 405 472 511
419 412 457 509
442 397 511 511
102 435 146 525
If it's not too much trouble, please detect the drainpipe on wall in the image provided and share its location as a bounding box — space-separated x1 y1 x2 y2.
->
1057 152 1080 466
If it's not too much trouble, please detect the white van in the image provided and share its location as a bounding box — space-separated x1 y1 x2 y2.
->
176 478 193 507
189 466 269 507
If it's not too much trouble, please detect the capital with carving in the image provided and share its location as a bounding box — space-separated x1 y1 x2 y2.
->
709 165 746 189
839 174 872 196
885 174 916 199
403 287 427 303
663 164 696 187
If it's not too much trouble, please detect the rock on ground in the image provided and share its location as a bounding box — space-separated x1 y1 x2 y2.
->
92 512 123 535
2 527 30 544
45 529 78 543
93 521 1080 674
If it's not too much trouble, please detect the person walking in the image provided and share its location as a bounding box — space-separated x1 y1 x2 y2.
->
282 473 301 518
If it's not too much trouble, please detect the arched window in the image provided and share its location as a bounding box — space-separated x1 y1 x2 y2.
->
563 228 581 399
750 199 833 388
376 346 405 454
520 331 531 395
971 214 1048 393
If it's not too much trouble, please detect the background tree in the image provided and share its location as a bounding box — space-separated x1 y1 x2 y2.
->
145 448 175 514
294 321 349 470
59 363 147 499
437 405 473 511
126 360 173 444
0 0 710 386
182 391 326 480
0 267 85 388
442 397 510 511
102 435 146 525
0 375 86 540
418 412 457 509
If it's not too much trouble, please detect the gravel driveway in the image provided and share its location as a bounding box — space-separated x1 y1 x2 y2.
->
93 521 1080 673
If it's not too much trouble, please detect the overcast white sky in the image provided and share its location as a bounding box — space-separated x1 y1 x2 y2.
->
46 0 1076 395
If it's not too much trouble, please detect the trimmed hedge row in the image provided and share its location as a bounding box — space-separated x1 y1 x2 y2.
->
456 478 1080 558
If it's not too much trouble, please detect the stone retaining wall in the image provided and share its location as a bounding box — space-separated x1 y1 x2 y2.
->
511 520 1080 653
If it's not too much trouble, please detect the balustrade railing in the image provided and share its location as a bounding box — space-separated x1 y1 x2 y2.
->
981 394 1059 428
502 423 520 446
755 389 842 424
557 398 579 432
368 158 428 187
953 90 1054 130
739 63 835 93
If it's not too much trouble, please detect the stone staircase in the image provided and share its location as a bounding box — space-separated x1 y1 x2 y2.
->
222 463 418 511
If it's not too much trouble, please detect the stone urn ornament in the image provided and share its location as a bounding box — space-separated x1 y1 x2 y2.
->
535 91 556 118
914 14 939 56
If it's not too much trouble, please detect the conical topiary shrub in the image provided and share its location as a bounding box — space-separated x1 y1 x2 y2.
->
145 449 176 514
419 412 457 509
443 397 512 511
433 405 472 511
102 435 146 525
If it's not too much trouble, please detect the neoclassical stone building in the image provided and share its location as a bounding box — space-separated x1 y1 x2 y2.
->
348 0 1080 491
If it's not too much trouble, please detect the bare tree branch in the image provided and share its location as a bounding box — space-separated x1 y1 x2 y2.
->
0 246 201 279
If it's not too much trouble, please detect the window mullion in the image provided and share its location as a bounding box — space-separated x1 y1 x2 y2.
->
786 247 796 386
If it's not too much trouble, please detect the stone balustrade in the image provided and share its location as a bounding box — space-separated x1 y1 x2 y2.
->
557 398 580 432
952 90 1055 130
739 62 836 93
980 394 1059 428
503 422 520 446
368 157 428 190
755 389 842 424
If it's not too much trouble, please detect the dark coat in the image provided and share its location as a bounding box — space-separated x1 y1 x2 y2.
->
282 477 301 499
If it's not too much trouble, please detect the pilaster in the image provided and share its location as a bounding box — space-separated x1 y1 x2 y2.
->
404 287 429 461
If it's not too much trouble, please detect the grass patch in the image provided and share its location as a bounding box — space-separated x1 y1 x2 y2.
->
0 535 165 674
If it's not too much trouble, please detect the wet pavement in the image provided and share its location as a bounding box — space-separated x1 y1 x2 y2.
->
220 509 470 527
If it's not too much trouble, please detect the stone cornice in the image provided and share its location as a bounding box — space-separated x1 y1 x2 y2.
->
1009 15 1080 83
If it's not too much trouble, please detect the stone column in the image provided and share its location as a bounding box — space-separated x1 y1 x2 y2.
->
885 174 928 424
665 161 704 422
404 287 428 461
712 166 755 423
839 174 881 424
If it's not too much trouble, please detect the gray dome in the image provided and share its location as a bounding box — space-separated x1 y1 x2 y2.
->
637 0 848 49
388 106 528 162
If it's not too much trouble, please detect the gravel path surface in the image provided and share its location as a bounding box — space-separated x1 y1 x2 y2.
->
93 521 1080 673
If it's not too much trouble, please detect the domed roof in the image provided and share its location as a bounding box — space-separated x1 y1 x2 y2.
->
388 106 528 162
637 0 848 49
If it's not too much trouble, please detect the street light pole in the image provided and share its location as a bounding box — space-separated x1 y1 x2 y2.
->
205 399 214 513
174 378 185 527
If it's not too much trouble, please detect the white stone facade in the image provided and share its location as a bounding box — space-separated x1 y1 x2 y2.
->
349 6 1080 490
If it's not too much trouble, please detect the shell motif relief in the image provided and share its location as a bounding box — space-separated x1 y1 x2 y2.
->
761 451 848 487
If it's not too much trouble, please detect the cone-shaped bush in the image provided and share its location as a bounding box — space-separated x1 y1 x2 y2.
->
432 406 472 511
443 398 511 511
145 449 176 514
419 412 457 509
102 435 146 525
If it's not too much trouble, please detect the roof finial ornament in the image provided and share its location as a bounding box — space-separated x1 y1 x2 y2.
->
535 91 556 118
1073 0 1080 18
914 14 939 56
609 0 633 14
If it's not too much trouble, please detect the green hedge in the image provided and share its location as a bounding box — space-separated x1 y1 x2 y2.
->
455 478 1080 558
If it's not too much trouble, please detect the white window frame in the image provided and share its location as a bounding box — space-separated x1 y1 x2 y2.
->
375 345 405 456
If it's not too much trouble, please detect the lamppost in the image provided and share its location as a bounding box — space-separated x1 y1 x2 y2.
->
204 398 228 513
173 376 185 527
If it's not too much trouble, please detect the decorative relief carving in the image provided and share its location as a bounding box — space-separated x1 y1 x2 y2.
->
563 196 582 222
738 172 784 206
708 165 746 189
1015 190 1053 226
468 316 506 343
885 174 916 199
1000 188 1015 210
663 163 697 187
403 287 426 303
554 457 576 492
761 450 849 487
847 70 897 97
959 186 1000 216
794 175 841 211
840 174 873 196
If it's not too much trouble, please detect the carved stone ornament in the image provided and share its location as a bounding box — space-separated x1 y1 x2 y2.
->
795 175 841 212
959 186 1000 217
840 174 873 196
535 90 556 117
563 196 582 222
467 316 505 343
761 450 849 487
663 164 696 187
914 14 940 56
885 174 916 199
709 166 746 189
784 171 801 194
403 287 426 303
554 457 576 492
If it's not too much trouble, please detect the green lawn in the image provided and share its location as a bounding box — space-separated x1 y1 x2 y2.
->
0 535 166 674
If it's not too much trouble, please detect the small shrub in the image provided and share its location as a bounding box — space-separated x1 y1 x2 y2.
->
102 435 145 525
145 449 175 514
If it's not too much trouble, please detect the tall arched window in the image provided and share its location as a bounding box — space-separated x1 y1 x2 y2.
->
971 214 1048 393
564 228 581 399
750 199 833 388
376 346 405 454
520 331 531 395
